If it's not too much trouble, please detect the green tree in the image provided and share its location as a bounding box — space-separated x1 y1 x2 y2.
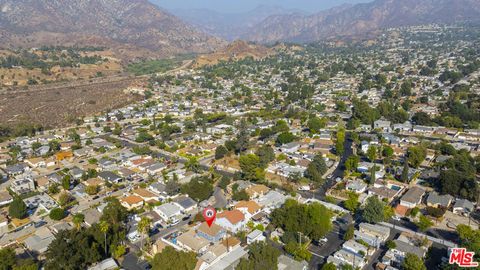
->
138 217 151 250
271 199 332 240
382 146 394 158
321 263 337 270
72 213 85 230
49 208 66 221
367 145 377 162
99 221 109 256
255 145 275 168
180 176 213 202
362 196 385 223
344 155 360 173
0 248 16 270
151 246 197 270
184 156 200 173
402 253 427 270
9 197 27 219
415 215 433 232
215 145 228 160
344 225 354 240
239 154 265 182
407 146 427 168
236 242 280 270
276 132 295 145
344 192 360 212
386 240 396 249
308 117 327 133
304 154 327 184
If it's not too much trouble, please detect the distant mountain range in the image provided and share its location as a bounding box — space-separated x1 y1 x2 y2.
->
169 5 306 41
242 0 480 43
0 0 225 58
0 0 479 59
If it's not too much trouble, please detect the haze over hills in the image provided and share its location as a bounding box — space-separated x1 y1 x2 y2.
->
170 5 306 41
0 0 225 58
242 0 480 43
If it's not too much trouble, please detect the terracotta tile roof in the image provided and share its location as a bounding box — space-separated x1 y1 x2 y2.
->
217 210 245 225
395 204 409 217
121 195 143 205
234 201 261 215
197 222 223 237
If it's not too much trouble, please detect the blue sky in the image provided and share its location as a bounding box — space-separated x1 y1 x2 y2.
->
152 0 371 13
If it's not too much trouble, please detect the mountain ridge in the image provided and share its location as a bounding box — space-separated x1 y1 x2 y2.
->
0 0 225 58
242 0 480 43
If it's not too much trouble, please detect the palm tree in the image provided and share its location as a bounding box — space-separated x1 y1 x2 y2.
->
137 217 151 251
99 220 109 256
72 213 85 230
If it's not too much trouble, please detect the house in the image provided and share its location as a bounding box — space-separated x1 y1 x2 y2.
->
342 239 371 257
23 194 58 213
120 195 144 210
196 222 226 243
98 171 122 184
216 210 246 233
154 202 183 223
374 120 392 132
399 187 425 208
55 151 73 161
247 229 265 244
0 191 13 206
328 249 366 269
24 227 55 254
346 180 368 194
25 157 46 168
277 255 308 270
453 199 475 216
177 228 210 253
245 184 270 198
88 258 119 270
173 195 197 212
280 142 301 153
426 192 453 208
4 163 29 176
234 201 262 220
148 182 167 199
256 190 286 210
355 223 390 247
83 208 102 227
133 188 158 203
11 176 35 194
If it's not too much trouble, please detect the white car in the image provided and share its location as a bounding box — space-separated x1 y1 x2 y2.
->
319 237 328 243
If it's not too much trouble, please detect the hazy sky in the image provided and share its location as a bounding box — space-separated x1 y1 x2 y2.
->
152 0 371 13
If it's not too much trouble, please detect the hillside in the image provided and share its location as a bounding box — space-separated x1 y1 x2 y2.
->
0 0 225 58
194 40 274 67
243 0 480 43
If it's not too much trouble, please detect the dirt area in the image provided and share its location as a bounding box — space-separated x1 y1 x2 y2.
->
0 77 143 128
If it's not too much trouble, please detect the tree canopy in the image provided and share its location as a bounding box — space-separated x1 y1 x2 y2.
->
151 246 197 270
271 199 332 241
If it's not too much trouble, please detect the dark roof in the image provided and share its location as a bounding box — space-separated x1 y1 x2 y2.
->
98 171 122 182
173 195 197 209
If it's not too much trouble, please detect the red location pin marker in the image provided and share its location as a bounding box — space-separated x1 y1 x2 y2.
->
203 206 216 227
